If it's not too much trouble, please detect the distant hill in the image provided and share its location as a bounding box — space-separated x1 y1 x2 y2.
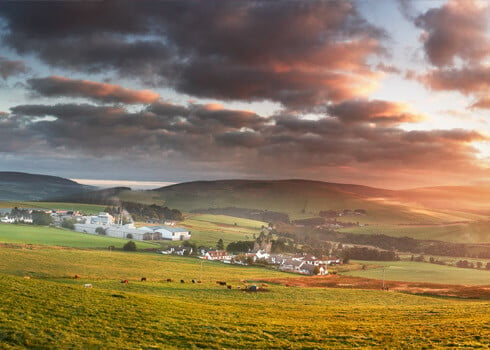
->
52 179 489 225
0 172 94 201
52 187 131 205
151 180 489 223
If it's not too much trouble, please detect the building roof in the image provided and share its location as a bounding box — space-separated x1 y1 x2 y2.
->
146 225 188 233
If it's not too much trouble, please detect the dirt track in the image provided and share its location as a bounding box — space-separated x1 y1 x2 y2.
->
262 274 490 299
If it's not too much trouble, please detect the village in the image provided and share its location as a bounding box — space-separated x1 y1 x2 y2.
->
1 208 191 241
0 207 341 275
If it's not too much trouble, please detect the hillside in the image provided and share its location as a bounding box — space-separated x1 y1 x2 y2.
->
0 172 94 201
55 179 490 224
50 178 490 243
149 180 490 223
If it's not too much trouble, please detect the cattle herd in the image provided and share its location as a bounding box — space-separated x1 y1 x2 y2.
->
74 274 268 292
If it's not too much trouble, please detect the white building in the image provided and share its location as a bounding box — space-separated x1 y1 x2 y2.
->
1 216 33 224
138 226 191 241
89 212 115 225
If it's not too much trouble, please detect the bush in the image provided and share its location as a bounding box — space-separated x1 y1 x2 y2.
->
123 240 137 251
95 227 106 235
31 211 54 226
61 219 76 230
126 233 133 239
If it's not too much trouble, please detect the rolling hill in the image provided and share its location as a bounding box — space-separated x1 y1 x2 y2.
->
55 179 490 223
8 174 490 242
0 172 94 201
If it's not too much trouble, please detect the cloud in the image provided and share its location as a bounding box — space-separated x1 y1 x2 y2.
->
326 99 423 126
0 56 27 80
419 65 490 99
27 76 160 104
411 1 490 103
470 97 490 110
0 0 386 109
5 101 487 186
414 0 490 67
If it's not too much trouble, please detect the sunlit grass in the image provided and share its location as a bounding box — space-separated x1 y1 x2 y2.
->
344 260 490 285
0 247 489 349
0 223 157 249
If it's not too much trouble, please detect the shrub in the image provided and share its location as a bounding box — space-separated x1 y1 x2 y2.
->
123 240 137 251
61 219 76 230
95 227 106 235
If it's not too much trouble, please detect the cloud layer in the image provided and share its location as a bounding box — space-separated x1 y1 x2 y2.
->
0 0 385 109
2 98 486 186
0 0 488 187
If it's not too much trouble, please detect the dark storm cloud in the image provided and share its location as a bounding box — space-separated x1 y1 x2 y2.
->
0 0 386 109
27 76 160 104
0 56 27 80
5 101 487 178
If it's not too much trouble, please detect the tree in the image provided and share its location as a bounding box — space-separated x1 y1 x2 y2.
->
31 211 53 226
123 240 137 251
61 219 76 230
95 227 106 235
126 233 133 239
313 265 320 275
216 238 224 250
342 250 350 264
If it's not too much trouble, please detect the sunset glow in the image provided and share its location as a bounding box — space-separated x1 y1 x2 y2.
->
0 0 489 188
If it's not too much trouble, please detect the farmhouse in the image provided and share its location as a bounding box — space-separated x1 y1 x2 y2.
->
138 226 191 241
202 250 232 261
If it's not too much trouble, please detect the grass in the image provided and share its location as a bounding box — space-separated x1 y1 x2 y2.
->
339 221 490 243
0 201 106 215
176 214 266 247
344 260 490 285
0 247 489 349
0 223 158 249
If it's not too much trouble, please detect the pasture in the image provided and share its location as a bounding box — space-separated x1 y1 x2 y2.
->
0 201 105 215
339 221 490 244
344 260 490 285
176 214 267 246
0 247 489 349
0 223 157 249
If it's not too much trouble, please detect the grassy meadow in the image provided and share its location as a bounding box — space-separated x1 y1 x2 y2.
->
339 221 490 244
0 201 106 215
175 214 267 247
0 247 489 349
344 260 490 285
0 223 158 249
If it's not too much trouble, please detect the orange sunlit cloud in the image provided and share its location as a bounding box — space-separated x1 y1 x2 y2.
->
27 76 160 104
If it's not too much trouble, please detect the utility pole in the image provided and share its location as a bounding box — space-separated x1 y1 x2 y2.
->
382 266 385 290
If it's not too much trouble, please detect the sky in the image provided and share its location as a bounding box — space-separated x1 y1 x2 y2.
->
0 0 489 189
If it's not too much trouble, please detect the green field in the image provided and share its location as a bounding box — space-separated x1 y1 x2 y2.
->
0 247 489 349
0 223 157 249
176 214 267 246
344 260 490 285
0 201 106 215
339 221 490 243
